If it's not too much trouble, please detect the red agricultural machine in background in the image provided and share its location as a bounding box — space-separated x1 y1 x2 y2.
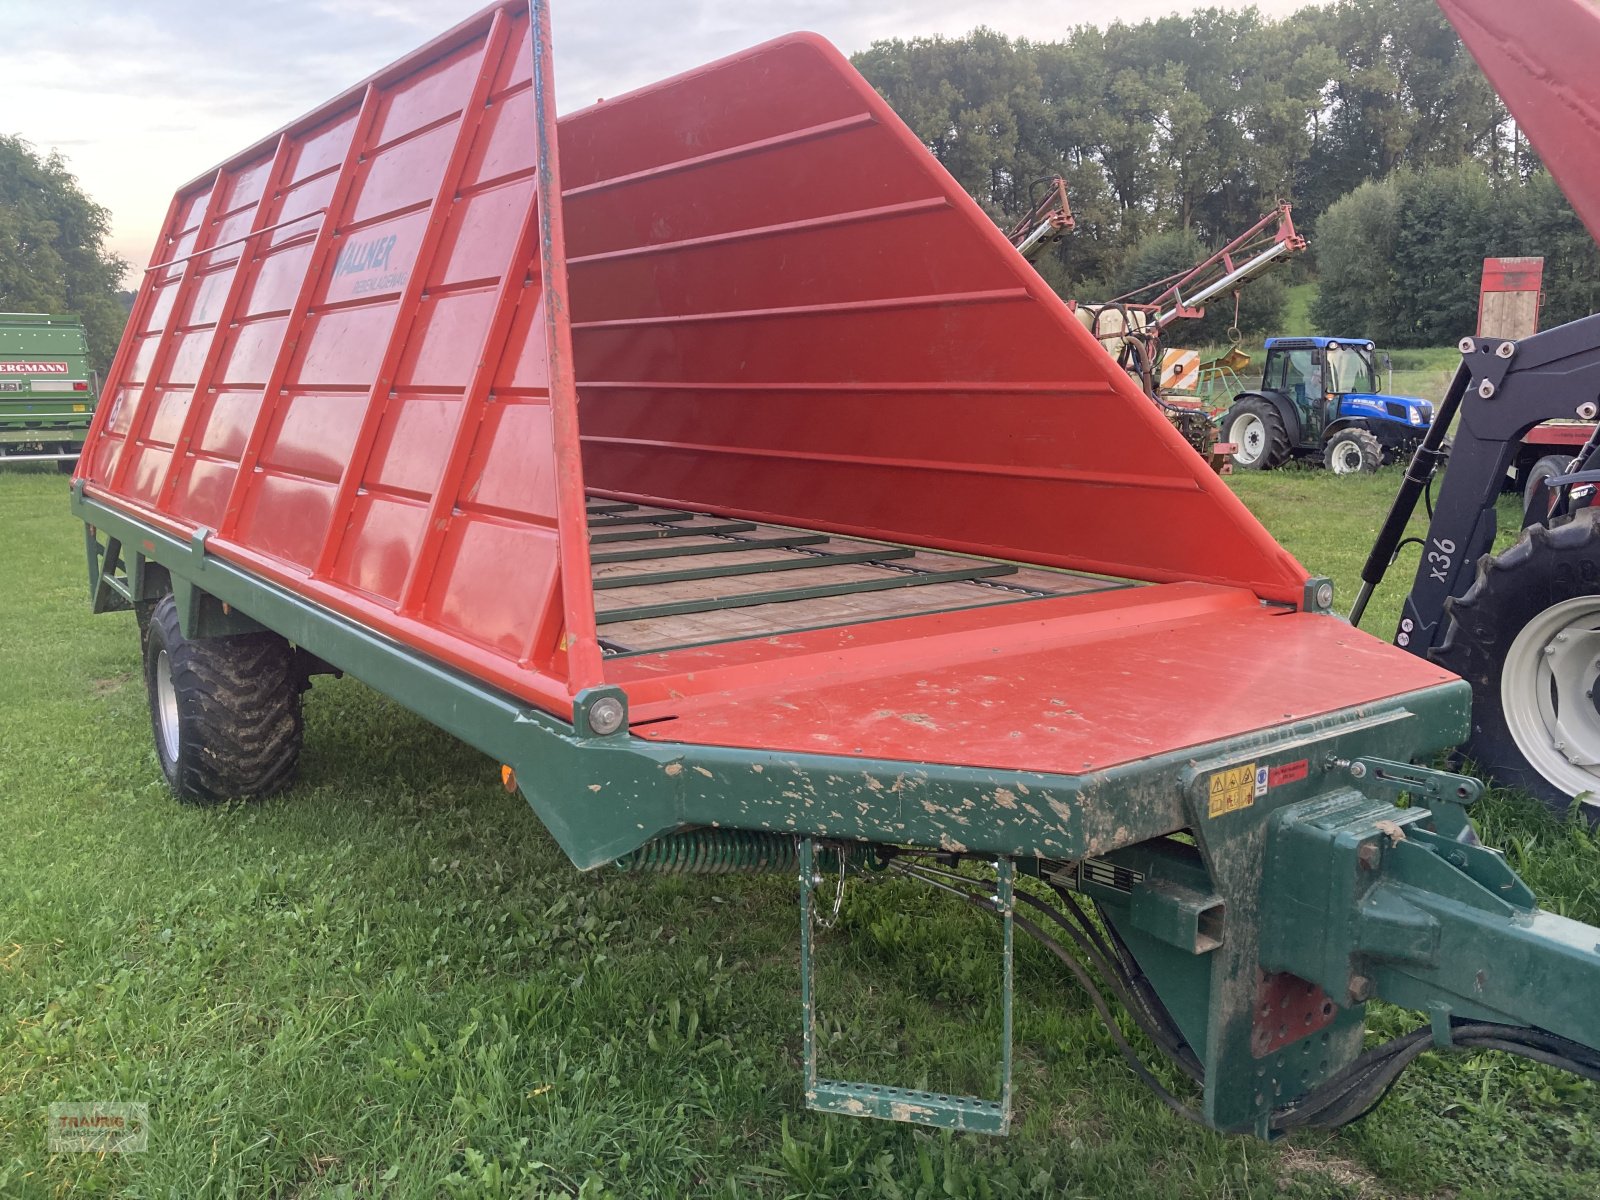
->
67 0 1600 1144
1003 183 1303 465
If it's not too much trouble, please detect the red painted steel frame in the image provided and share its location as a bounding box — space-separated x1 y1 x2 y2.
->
1437 0 1600 246
80 2 1341 766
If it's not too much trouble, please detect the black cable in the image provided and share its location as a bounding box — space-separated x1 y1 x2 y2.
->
886 857 1600 1134
887 862 1208 1124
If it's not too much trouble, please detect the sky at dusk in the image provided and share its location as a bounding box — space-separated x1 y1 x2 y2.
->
0 0 1312 282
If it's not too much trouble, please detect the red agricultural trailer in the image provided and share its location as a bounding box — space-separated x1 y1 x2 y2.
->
73 0 1600 1139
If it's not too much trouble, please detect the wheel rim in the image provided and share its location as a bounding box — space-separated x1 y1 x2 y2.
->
1502 595 1600 800
1232 414 1265 465
154 649 180 763
1329 440 1364 475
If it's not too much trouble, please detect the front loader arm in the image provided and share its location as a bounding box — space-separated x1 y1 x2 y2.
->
1351 318 1600 654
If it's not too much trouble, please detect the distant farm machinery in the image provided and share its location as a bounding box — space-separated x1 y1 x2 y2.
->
1006 192 1306 466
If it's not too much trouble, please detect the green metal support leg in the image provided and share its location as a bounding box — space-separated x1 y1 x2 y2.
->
800 840 1014 1134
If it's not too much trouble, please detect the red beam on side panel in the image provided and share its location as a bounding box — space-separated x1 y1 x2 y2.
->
107 169 233 498
530 0 603 692
76 188 183 484
311 9 514 580
155 134 298 509
218 85 384 539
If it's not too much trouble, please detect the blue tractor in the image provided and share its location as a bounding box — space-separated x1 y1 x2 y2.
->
1220 337 1435 474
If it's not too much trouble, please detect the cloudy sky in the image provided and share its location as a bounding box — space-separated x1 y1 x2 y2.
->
0 0 1309 283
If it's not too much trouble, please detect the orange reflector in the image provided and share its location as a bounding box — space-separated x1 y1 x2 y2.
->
501 764 517 792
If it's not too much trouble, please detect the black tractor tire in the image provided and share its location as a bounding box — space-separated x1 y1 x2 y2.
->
1432 511 1600 815
1323 427 1383 475
1223 398 1291 471
142 594 304 804
1522 454 1576 515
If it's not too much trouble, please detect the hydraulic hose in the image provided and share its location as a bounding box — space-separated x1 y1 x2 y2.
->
1349 360 1471 627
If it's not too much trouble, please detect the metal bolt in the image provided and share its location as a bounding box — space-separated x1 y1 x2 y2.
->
1546 645 1557 656
1459 337 1476 354
1315 581 1334 610
1348 974 1374 1003
587 695 626 736
1479 379 1496 399
1348 761 1368 779
1496 341 1516 359
1580 402 1599 420
1397 632 1411 647
1400 618 1414 633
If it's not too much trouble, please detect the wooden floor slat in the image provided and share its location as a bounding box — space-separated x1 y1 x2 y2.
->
582 498 1126 653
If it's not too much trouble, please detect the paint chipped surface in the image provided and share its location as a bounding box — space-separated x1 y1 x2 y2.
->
664 763 683 777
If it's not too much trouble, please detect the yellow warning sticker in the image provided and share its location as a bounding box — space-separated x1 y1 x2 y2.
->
1208 762 1259 818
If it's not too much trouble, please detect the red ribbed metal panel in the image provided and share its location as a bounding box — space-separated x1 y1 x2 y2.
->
565 34 1304 601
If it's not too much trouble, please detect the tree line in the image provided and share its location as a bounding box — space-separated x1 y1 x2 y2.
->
851 0 1598 346
4 0 1599 370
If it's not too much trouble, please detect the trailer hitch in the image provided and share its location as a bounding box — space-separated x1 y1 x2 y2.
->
1324 755 1483 839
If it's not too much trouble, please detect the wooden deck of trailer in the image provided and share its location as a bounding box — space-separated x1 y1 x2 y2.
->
585 498 1124 654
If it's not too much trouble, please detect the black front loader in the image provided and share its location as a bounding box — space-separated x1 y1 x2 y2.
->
1352 317 1600 811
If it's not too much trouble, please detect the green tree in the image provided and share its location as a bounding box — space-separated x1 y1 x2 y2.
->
1504 171 1600 328
0 136 128 371
1309 175 1402 340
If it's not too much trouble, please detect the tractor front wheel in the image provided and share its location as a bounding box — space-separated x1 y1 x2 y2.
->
1324 427 1383 475
142 594 305 804
1522 454 1576 516
1433 511 1600 815
1224 399 1290 471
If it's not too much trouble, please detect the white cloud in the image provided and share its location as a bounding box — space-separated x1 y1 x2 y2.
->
0 0 1313 283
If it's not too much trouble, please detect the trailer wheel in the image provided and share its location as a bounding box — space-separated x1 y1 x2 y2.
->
1224 399 1290 471
1433 511 1600 815
142 594 304 804
1522 454 1576 516
1324 427 1383 475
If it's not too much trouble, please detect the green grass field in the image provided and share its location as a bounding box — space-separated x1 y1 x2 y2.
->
5 465 1600 1199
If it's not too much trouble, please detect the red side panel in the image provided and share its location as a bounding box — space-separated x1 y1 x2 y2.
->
1438 0 1600 245
79 5 586 711
565 34 1305 601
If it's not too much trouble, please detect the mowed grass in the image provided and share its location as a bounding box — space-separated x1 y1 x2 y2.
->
5 465 1600 1198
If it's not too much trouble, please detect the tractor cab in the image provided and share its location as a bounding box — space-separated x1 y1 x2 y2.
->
1223 336 1434 473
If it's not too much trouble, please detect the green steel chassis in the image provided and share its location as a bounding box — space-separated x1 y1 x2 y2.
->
75 484 1600 1137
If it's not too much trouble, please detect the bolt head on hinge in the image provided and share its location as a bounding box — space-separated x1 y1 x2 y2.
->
587 695 626 736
